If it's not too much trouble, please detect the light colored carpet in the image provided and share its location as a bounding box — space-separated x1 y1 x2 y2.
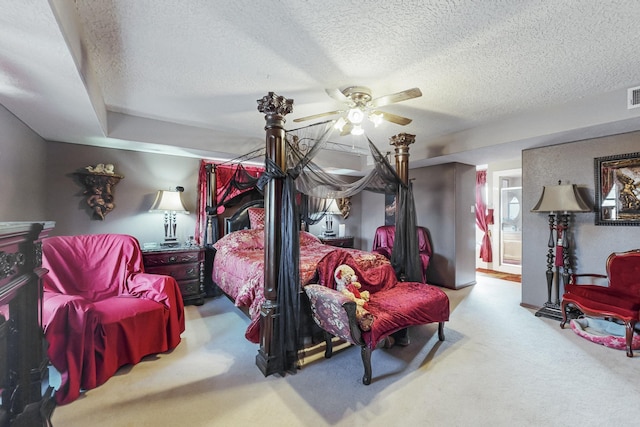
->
52 276 640 426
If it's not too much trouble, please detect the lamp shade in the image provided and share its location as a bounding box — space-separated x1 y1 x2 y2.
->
531 184 591 213
326 199 341 214
149 190 189 213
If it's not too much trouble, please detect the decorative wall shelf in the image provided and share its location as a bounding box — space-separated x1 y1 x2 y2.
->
74 164 124 220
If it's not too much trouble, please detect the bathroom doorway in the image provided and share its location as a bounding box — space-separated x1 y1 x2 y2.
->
492 169 522 274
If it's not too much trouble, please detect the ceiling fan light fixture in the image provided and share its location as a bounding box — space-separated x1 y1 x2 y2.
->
334 117 347 132
350 124 364 136
369 112 384 127
347 108 365 124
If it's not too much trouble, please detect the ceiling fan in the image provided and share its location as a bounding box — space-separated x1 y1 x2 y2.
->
293 86 422 135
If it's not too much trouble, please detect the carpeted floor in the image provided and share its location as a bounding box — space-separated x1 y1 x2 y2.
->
52 274 640 426
476 268 521 282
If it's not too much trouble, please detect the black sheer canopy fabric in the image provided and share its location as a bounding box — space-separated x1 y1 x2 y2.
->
210 120 423 373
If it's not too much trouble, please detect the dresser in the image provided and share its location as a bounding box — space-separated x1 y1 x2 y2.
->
0 221 56 426
142 246 205 305
318 235 354 248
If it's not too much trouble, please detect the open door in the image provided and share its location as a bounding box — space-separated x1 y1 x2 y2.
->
492 169 522 274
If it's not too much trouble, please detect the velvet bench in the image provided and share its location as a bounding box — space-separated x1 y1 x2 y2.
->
304 250 450 384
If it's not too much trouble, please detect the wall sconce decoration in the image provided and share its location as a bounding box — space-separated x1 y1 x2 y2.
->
531 181 591 320
149 187 189 247
337 197 352 219
75 163 123 220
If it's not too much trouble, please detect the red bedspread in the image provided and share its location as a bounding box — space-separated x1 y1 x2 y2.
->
212 229 389 342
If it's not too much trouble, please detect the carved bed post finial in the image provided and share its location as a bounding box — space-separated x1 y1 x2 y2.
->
257 92 294 118
389 133 415 186
256 92 293 377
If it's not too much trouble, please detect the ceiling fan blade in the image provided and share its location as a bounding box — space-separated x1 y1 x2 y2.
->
374 110 413 126
325 88 350 103
340 122 353 136
370 87 422 108
293 110 344 123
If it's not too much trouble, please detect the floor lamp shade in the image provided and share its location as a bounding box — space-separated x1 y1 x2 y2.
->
531 184 591 213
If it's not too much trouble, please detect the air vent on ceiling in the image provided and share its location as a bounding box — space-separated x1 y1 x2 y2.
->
627 86 640 109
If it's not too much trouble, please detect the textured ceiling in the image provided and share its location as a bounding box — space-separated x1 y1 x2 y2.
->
2 1 640 172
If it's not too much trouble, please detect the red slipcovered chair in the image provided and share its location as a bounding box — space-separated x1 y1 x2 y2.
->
372 225 432 283
560 249 640 357
42 234 185 404
304 250 449 385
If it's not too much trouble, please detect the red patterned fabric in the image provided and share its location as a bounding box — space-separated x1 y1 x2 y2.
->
305 285 354 342
248 207 265 229
313 250 450 349
42 234 185 404
212 229 390 342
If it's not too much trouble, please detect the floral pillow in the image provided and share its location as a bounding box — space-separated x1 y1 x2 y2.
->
248 208 265 229
300 231 321 246
213 228 264 252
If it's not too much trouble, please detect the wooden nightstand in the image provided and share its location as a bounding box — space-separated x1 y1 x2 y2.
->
318 235 354 248
142 246 205 305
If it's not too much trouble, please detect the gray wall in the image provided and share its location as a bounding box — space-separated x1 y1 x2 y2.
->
412 162 476 289
0 105 47 221
522 131 640 308
359 162 477 289
44 141 199 245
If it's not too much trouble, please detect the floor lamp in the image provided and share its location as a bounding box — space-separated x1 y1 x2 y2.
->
531 181 590 320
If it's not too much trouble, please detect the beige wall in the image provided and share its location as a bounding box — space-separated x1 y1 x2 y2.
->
0 105 47 221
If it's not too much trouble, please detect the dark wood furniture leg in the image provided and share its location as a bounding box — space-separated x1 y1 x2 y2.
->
438 322 445 341
361 346 372 385
324 332 333 358
559 300 569 329
625 321 636 357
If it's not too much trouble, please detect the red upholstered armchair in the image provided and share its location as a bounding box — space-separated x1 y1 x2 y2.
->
561 249 640 357
304 250 449 384
372 225 432 283
42 234 185 404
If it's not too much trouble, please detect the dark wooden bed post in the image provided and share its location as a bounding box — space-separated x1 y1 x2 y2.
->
390 132 414 186
389 133 415 345
256 92 293 376
205 163 217 245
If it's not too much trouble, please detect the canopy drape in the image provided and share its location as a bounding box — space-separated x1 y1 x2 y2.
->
200 119 423 373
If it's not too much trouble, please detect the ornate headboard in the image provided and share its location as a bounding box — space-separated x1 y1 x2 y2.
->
224 199 264 234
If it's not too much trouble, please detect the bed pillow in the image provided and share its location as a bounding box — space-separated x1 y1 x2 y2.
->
300 231 321 246
213 228 264 252
248 208 265 229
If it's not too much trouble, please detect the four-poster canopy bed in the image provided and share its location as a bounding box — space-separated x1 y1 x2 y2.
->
201 92 450 383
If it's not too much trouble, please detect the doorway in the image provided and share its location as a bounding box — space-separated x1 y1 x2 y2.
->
492 169 522 274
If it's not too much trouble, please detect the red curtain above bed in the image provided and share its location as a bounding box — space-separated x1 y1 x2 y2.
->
195 160 264 244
